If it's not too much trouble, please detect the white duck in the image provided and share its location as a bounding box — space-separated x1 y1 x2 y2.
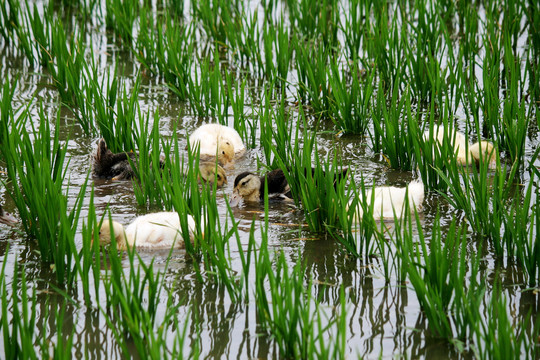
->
189 124 246 167
95 212 199 250
348 181 425 221
424 125 498 169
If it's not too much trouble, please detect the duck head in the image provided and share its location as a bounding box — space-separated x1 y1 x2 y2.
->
217 139 235 166
199 162 228 187
230 172 262 207
0 206 17 226
470 141 498 170
94 220 127 248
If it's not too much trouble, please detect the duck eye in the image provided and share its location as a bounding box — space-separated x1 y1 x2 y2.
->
217 175 221 180
222 151 225 154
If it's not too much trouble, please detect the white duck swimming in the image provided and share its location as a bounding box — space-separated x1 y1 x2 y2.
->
424 125 498 169
348 180 425 221
95 212 199 250
189 124 245 167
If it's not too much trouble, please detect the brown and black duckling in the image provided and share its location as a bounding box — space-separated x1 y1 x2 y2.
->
92 138 141 180
92 139 228 186
0 205 17 225
229 168 349 207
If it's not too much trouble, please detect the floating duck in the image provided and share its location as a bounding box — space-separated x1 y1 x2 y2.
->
0 205 17 225
348 180 425 221
230 169 291 206
92 138 139 180
230 168 349 206
189 124 245 167
95 212 199 250
424 125 498 169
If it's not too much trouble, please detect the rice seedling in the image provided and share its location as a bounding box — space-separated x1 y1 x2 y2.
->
339 0 367 60
100 234 180 357
255 198 346 359
0 0 21 45
262 19 292 83
285 0 339 46
473 285 538 360
136 12 194 100
371 85 415 171
395 212 469 340
0 103 89 285
105 0 139 45
362 2 403 92
1 256 39 358
328 61 374 135
506 178 540 287
295 42 332 116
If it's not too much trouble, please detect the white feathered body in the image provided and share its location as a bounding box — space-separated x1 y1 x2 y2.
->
189 124 245 157
351 181 425 221
124 212 195 249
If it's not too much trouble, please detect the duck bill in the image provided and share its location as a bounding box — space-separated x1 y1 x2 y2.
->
0 212 18 226
229 191 242 207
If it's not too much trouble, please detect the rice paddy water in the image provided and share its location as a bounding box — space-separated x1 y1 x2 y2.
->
0 0 539 358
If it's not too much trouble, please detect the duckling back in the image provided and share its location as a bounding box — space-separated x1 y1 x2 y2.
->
189 124 245 157
125 212 194 249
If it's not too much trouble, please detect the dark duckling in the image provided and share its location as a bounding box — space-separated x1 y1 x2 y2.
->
230 168 348 207
92 138 140 180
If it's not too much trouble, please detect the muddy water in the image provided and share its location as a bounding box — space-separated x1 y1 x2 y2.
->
1 5 540 360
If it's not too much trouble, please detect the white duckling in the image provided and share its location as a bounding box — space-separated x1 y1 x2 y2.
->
189 124 246 167
424 125 498 169
96 212 199 250
349 180 425 221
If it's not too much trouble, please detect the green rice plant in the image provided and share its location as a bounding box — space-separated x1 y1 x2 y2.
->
498 39 530 173
0 0 21 45
83 64 140 152
295 42 332 117
328 61 374 135
339 0 369 60
19 1 52 67
0 257 39 358
452 242 485 343
285 0 339 46
101 236 179 357
433 151 506 241
187 54 224 117
473 285 537 360
506 178 540 287
479 5 502 141
230 8 261 68
412 106 463 192
330 175 379 263
404 0 448 103
47 20 87 108
225 72 257 149
395 213 468 340
262 19 293 82
371 85 415 171
457 1 480 65
0 104 89 285
255 204 346 359
192 0 241 46
105 0 139 45
79 187 103 305
362 2 403 92
136 12 194 100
